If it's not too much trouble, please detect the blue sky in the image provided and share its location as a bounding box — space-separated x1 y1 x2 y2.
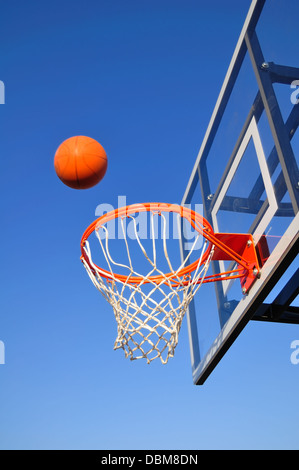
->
0 0 298 450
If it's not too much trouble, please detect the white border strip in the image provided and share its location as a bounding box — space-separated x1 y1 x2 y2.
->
193 212 299 384
182 0 262 205
211 116 278 294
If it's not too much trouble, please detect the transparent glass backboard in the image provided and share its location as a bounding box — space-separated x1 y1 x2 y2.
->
181 0 299 384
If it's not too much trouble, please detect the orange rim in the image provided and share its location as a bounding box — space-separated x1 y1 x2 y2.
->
80 203 215 284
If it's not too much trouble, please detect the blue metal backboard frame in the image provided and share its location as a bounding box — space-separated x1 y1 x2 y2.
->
180 0 299 384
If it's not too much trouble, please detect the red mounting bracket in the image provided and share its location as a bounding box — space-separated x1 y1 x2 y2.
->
211 233 261 294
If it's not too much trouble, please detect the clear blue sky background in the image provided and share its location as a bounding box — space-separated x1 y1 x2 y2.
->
0 0 298 450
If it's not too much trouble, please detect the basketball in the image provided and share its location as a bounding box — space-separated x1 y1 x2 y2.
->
54 135 108 189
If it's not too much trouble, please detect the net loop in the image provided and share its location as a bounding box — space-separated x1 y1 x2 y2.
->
81 204 214 364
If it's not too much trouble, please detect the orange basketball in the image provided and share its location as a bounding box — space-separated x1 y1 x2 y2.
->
54 136 108 189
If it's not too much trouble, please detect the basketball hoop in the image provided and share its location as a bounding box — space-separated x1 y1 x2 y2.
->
81 203 260 364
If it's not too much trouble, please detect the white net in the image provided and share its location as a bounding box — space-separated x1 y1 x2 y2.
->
81 208 214 364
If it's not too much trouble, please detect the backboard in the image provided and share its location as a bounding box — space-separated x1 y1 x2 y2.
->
180 0 299 384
